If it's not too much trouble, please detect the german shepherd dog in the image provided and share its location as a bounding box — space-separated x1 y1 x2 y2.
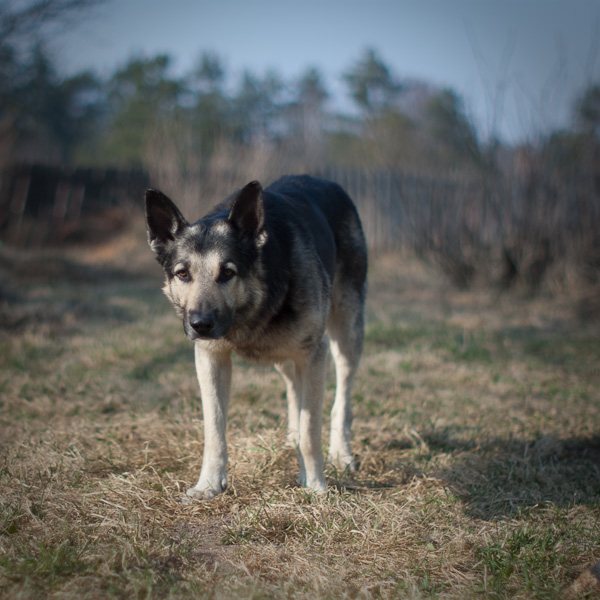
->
145 175 367 499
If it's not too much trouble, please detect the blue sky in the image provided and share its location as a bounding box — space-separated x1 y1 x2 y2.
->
54 0 600 144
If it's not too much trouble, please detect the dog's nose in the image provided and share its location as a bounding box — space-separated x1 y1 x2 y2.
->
188 311 217 336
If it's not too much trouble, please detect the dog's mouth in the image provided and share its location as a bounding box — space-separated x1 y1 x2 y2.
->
184 327 226 341
183 310 232 341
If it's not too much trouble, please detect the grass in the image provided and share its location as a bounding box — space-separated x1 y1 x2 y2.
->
0 239 599 598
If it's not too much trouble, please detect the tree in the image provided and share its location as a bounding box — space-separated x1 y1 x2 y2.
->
284 67 329 166
541 83 600 176
190 51 225 95
575 84 600 137
232 69 284 145
425 88 482 168
0 0 105 164
296 67 328 110
187 52 230 156
58 71 105 162
100 55 183 164
0 43 103 162
342 48 402 116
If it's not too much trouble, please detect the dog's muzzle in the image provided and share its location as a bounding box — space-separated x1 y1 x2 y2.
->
185 310 230 340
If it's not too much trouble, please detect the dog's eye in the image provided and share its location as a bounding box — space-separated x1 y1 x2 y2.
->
221 267 236 281
175 269 189 281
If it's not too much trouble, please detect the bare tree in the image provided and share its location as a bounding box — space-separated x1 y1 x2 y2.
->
0 0 105 46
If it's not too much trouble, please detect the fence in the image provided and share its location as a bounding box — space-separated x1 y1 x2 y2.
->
0 164 149 246
1 163 598 289
322 166 600 288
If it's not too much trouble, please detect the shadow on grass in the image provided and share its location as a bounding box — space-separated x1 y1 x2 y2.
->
442 432 600 519
361 319 600 520
365 427 600 520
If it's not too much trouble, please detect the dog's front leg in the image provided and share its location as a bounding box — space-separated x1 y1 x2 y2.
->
275 360 302 447
297 339 329 493
186 344 232 500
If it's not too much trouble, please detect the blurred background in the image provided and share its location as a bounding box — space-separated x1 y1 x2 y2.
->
1 0 600 294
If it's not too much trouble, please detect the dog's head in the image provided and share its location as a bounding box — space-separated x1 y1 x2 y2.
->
144 181 268 341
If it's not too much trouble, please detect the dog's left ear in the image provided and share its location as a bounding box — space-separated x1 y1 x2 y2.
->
145 189 189 254
228 181 267 247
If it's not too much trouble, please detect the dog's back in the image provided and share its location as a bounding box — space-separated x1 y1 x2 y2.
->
264 175 367 276
263 175 367 310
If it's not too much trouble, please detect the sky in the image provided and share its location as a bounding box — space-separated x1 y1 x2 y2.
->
53 0 600 144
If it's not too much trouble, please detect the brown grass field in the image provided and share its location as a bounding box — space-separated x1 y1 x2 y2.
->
1 225 600 599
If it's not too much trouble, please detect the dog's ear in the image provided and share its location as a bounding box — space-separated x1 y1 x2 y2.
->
144 189 188 254
228 181 267 247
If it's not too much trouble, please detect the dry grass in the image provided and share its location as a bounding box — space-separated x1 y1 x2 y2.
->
1 232 600 599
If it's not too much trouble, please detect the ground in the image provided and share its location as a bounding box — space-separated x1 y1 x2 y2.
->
1 228 599 599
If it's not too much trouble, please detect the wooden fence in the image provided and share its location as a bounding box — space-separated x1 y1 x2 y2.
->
322 166 600 288
0 164 149 246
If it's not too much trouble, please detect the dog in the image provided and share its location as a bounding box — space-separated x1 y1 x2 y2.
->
144 175 367 499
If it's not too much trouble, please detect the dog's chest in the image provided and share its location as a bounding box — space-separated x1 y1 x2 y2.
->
227 321 321 365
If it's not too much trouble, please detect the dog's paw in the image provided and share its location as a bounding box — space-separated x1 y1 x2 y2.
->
184 474 227 501
183 487 218 502
330 457 357 473
306 477 328 493
299 471 327 493
328 449 357 473
285 430 299 449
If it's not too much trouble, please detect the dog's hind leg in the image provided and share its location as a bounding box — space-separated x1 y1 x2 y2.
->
327 286 365 473
275 360 302 447
186 345 232 500
277 348 328 492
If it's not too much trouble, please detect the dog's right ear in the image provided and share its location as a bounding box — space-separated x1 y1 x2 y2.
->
144 189 188 254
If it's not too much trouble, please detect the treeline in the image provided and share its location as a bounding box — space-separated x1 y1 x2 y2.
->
2 35 599 180
0 44 488 173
